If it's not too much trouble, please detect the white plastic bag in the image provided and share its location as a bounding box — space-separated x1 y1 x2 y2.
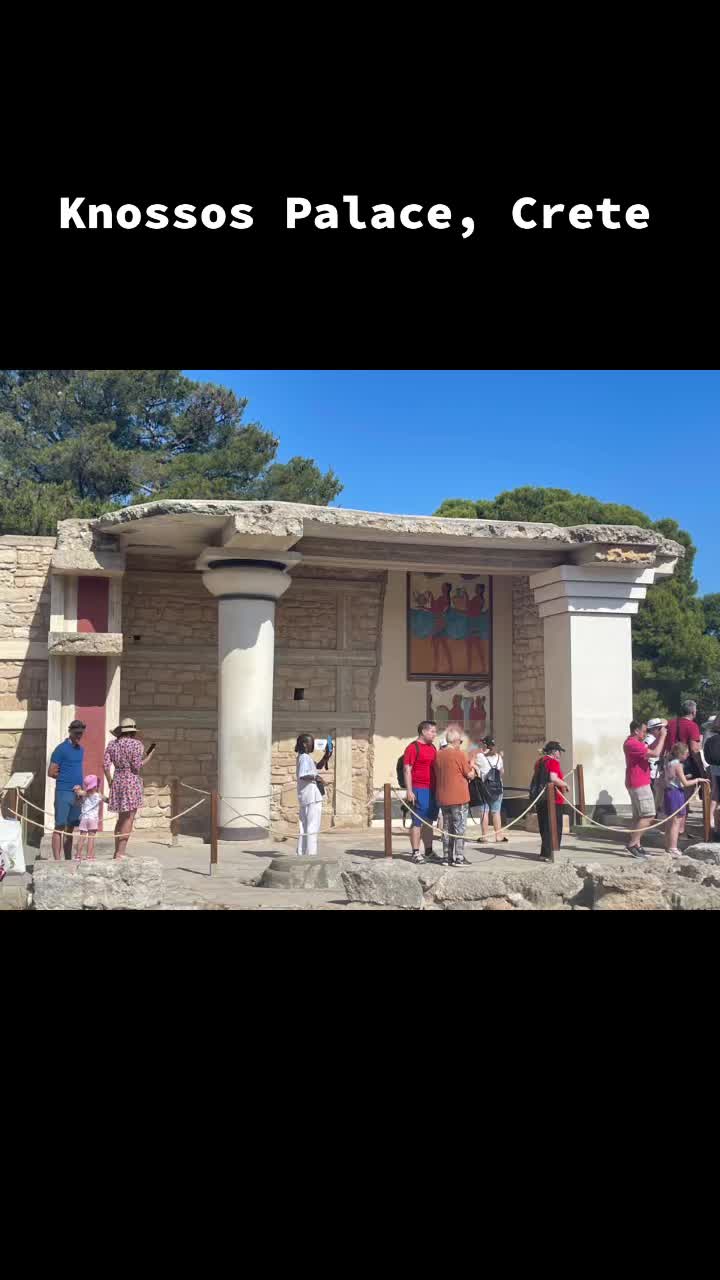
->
0 817 26 875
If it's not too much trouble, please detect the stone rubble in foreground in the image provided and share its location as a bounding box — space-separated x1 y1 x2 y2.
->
341 844 720 910
1 841 717 910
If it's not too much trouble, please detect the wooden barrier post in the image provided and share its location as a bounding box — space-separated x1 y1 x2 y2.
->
575 764 586 826
383 783 393 859
702 780 712 843
210 790 219 872
547 782 558 862
170 777 180 847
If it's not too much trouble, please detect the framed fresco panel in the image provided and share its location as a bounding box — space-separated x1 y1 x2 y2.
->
407 573 492 679
428 680 492 744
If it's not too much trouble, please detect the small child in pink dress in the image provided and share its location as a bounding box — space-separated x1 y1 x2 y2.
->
76 774 104 861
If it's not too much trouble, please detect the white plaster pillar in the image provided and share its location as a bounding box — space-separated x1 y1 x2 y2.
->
44 574 78 832
198 550 298 838
105 577 123 752
529 562 673 812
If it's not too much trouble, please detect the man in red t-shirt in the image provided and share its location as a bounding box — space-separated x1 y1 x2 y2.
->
623 719 667 857
664 699 703 773
403 720 438 863
533 741 569 861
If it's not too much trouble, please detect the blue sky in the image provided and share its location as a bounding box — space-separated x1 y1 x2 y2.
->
184 370 718 595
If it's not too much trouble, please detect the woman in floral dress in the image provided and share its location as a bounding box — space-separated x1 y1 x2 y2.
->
103 717 154 858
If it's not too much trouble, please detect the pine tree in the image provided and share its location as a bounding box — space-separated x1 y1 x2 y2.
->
0 370 342 533
434 487 720 715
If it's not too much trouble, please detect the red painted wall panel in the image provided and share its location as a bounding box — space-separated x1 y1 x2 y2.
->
77 577 109 633
75 657 109 831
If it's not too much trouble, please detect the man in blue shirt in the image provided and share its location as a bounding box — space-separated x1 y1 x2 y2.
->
48 719 86 859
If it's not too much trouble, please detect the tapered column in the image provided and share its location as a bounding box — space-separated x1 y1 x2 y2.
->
199 550 298 838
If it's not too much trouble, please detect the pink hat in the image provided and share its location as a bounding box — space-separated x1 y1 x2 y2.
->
83 774 98 790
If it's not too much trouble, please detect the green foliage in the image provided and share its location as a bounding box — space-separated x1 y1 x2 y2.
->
434 485 720 715
703 593 720 638
435 486 653 529
633 688 671 724
433 498 479 519
0 370 343 534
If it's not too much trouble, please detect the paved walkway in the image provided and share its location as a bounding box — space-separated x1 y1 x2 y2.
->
10 809 710 908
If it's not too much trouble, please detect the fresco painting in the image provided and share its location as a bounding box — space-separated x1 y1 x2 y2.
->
429 680 492 742
408 573 491 678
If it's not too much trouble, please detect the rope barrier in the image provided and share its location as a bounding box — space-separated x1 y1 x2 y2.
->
5 795 207 842
8 757 590 859
379 783 549 843
561 787 705 835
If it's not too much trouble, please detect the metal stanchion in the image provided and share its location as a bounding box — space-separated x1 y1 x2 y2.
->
547 782 558 862
702 780 712 843
575 764 586 826
170 777 180 846
210 790 219 873
383 783 393 859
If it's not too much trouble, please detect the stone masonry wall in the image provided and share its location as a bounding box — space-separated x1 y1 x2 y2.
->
123 569 217 649
121 566 218 833
116 563 384 837
0 538 54 643
512 576 546 743
270 571 385 835
0 537 54 832
0 660 48 711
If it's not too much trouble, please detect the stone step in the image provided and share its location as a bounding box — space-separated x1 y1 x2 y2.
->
259 856 347 890
0 883 30 910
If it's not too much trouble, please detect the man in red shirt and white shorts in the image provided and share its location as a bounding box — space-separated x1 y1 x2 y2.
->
623 719 667 857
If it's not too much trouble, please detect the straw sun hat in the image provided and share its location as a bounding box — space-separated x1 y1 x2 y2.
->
113 717 140 735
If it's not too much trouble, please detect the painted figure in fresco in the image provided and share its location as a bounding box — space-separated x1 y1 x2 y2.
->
470 695 487 735
409 586 435 648
445 584 468 647
434 703 450 729
460 690 474 722
430 582 453 672
448 693 465 731
465 582 489 672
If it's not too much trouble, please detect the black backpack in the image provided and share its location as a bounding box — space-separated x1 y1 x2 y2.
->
396 741 420 787
483 755 503 802
704 733 720 767
529 758 550 803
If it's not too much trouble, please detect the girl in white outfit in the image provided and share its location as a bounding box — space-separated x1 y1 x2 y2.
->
295 734 326 856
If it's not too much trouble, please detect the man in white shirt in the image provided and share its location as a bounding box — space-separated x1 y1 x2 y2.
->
645 718 666 783
295 733 329 856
